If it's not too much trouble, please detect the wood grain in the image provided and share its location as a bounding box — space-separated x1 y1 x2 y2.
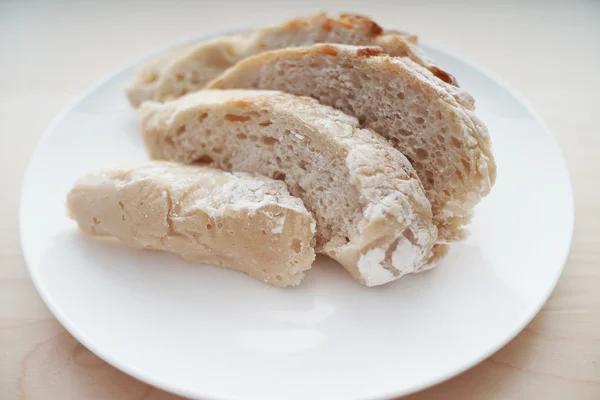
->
1 0 599 398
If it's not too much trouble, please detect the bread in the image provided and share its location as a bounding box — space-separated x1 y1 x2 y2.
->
125 36 247 107
125 13 470 108
207 44 496 241
139 90 439 286
66 161 316 287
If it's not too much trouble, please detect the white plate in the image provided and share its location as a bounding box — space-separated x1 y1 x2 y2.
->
20 32 573 400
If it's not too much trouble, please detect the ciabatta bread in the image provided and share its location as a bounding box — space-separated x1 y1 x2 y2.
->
139 90 439 286
67 162 316 287
125 13 470 108
207 44 496 241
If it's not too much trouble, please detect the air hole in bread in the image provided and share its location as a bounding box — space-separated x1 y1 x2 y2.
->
206 223 213 230
194 155 214 165
451 137 462 148
117 201 124 209
425 170 434 182
403 228 416 245
236 133 247 139
175 73 184 82
259 120 272 127
273 171 286 181
225 114 251 122
121 214 125 221
414 117 425 125
261 229 267 235
176 126 186 136
92 217 100 224
397 92 405 100
461 159 471 174
275 275 283 281
275 156 282 165
198 113 208 122
416 148 428 160
290 183 305 197
249 135 258 142
212 147 223 153
291 238 302 253
261 136 279 145
217 222 223 229
455 169 464 182
399 129 413 136
164 137 174 146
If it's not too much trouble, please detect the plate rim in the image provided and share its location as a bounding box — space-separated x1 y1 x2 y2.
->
19 31 575 400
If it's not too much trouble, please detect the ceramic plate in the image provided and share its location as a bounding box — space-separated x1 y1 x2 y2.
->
20 32 573 400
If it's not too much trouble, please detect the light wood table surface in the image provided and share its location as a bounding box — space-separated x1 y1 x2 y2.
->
2 0 599 398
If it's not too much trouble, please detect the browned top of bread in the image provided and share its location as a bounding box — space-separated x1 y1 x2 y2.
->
124 13 468 108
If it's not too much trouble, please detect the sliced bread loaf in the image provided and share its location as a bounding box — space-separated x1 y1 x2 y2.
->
139 90 439 286
125 13 470 108
67 161 316 287
207 44 496 241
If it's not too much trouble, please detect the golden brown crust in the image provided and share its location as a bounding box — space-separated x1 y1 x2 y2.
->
320 44 339 56
429 65 458 85
339 13 384 37
356 47 384 58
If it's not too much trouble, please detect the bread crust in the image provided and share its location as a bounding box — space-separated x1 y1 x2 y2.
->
67 162 316 287
139 90 438 286
124 13 468 108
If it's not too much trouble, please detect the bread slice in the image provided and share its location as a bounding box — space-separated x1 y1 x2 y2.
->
139 90 438 286
125 13 471 108
67 161 316 287
207 44 496 241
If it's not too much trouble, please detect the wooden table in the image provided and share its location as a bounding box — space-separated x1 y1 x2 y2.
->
2 1 599 398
